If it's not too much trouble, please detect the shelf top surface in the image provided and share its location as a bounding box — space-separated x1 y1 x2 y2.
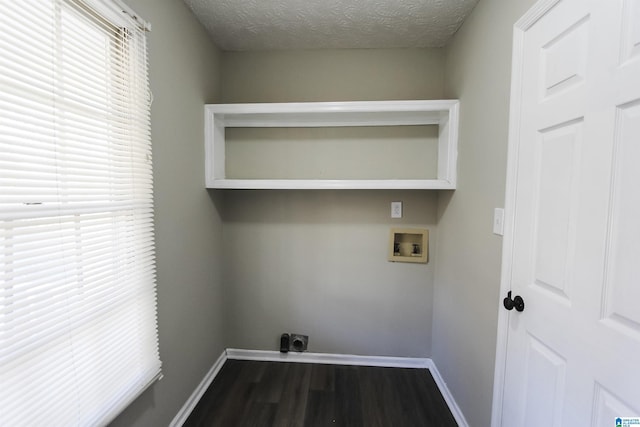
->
206 99 458 113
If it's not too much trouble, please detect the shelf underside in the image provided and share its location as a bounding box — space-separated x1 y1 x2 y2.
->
207 179 455 190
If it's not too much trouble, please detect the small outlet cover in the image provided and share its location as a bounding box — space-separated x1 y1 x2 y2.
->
391 201 402 218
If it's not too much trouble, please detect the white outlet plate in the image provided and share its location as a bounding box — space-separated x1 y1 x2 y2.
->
493 208 505 235
391 201 402 218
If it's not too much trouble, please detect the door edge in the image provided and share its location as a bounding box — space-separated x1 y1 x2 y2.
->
490 0 564 425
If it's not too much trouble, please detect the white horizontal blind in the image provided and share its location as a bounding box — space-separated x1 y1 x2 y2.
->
0 0 160 425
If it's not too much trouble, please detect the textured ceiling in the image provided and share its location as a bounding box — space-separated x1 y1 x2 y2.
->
183 0 480 51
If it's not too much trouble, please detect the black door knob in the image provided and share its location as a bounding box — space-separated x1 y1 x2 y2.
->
503 291 525 312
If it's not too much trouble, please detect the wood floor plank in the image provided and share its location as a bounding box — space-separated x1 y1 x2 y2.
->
333 366 363 427
183 360 458 427
395 368 432 426
303 390 335 426
238 358 267 383
238 402 278 427
380 366 415 426
212 377 256 427
273 363 312 427
309 363 334 392
252 362 290 403
184 359 243 425
358 366 390 427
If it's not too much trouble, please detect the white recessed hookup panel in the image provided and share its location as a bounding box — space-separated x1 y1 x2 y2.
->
204 100 459 190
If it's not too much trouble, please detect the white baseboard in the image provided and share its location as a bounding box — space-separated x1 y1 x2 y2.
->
424 359 469 427
226 348 430 368
171 348 468 427
169 350 227 427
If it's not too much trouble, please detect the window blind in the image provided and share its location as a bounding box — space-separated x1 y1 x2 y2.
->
0 0 160 425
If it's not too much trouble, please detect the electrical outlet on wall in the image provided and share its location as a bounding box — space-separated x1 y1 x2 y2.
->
391 201 402 218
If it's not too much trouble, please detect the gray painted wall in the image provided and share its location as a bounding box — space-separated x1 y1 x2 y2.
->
220 48 445 357
221 190 437 357
433 0 537 426
221 48 445 103
109 0 225 425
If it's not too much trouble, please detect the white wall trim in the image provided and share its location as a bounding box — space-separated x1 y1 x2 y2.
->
424 359 470 427
169 350 227 427
226 348 430 368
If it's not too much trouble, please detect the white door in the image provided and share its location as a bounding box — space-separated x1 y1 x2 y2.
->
495 0 640 425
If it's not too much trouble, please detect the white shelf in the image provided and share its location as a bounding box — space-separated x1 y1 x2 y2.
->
205 100 459 190
208 179 456 190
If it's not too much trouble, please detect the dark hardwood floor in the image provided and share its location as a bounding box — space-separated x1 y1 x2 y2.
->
184 360 458 427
